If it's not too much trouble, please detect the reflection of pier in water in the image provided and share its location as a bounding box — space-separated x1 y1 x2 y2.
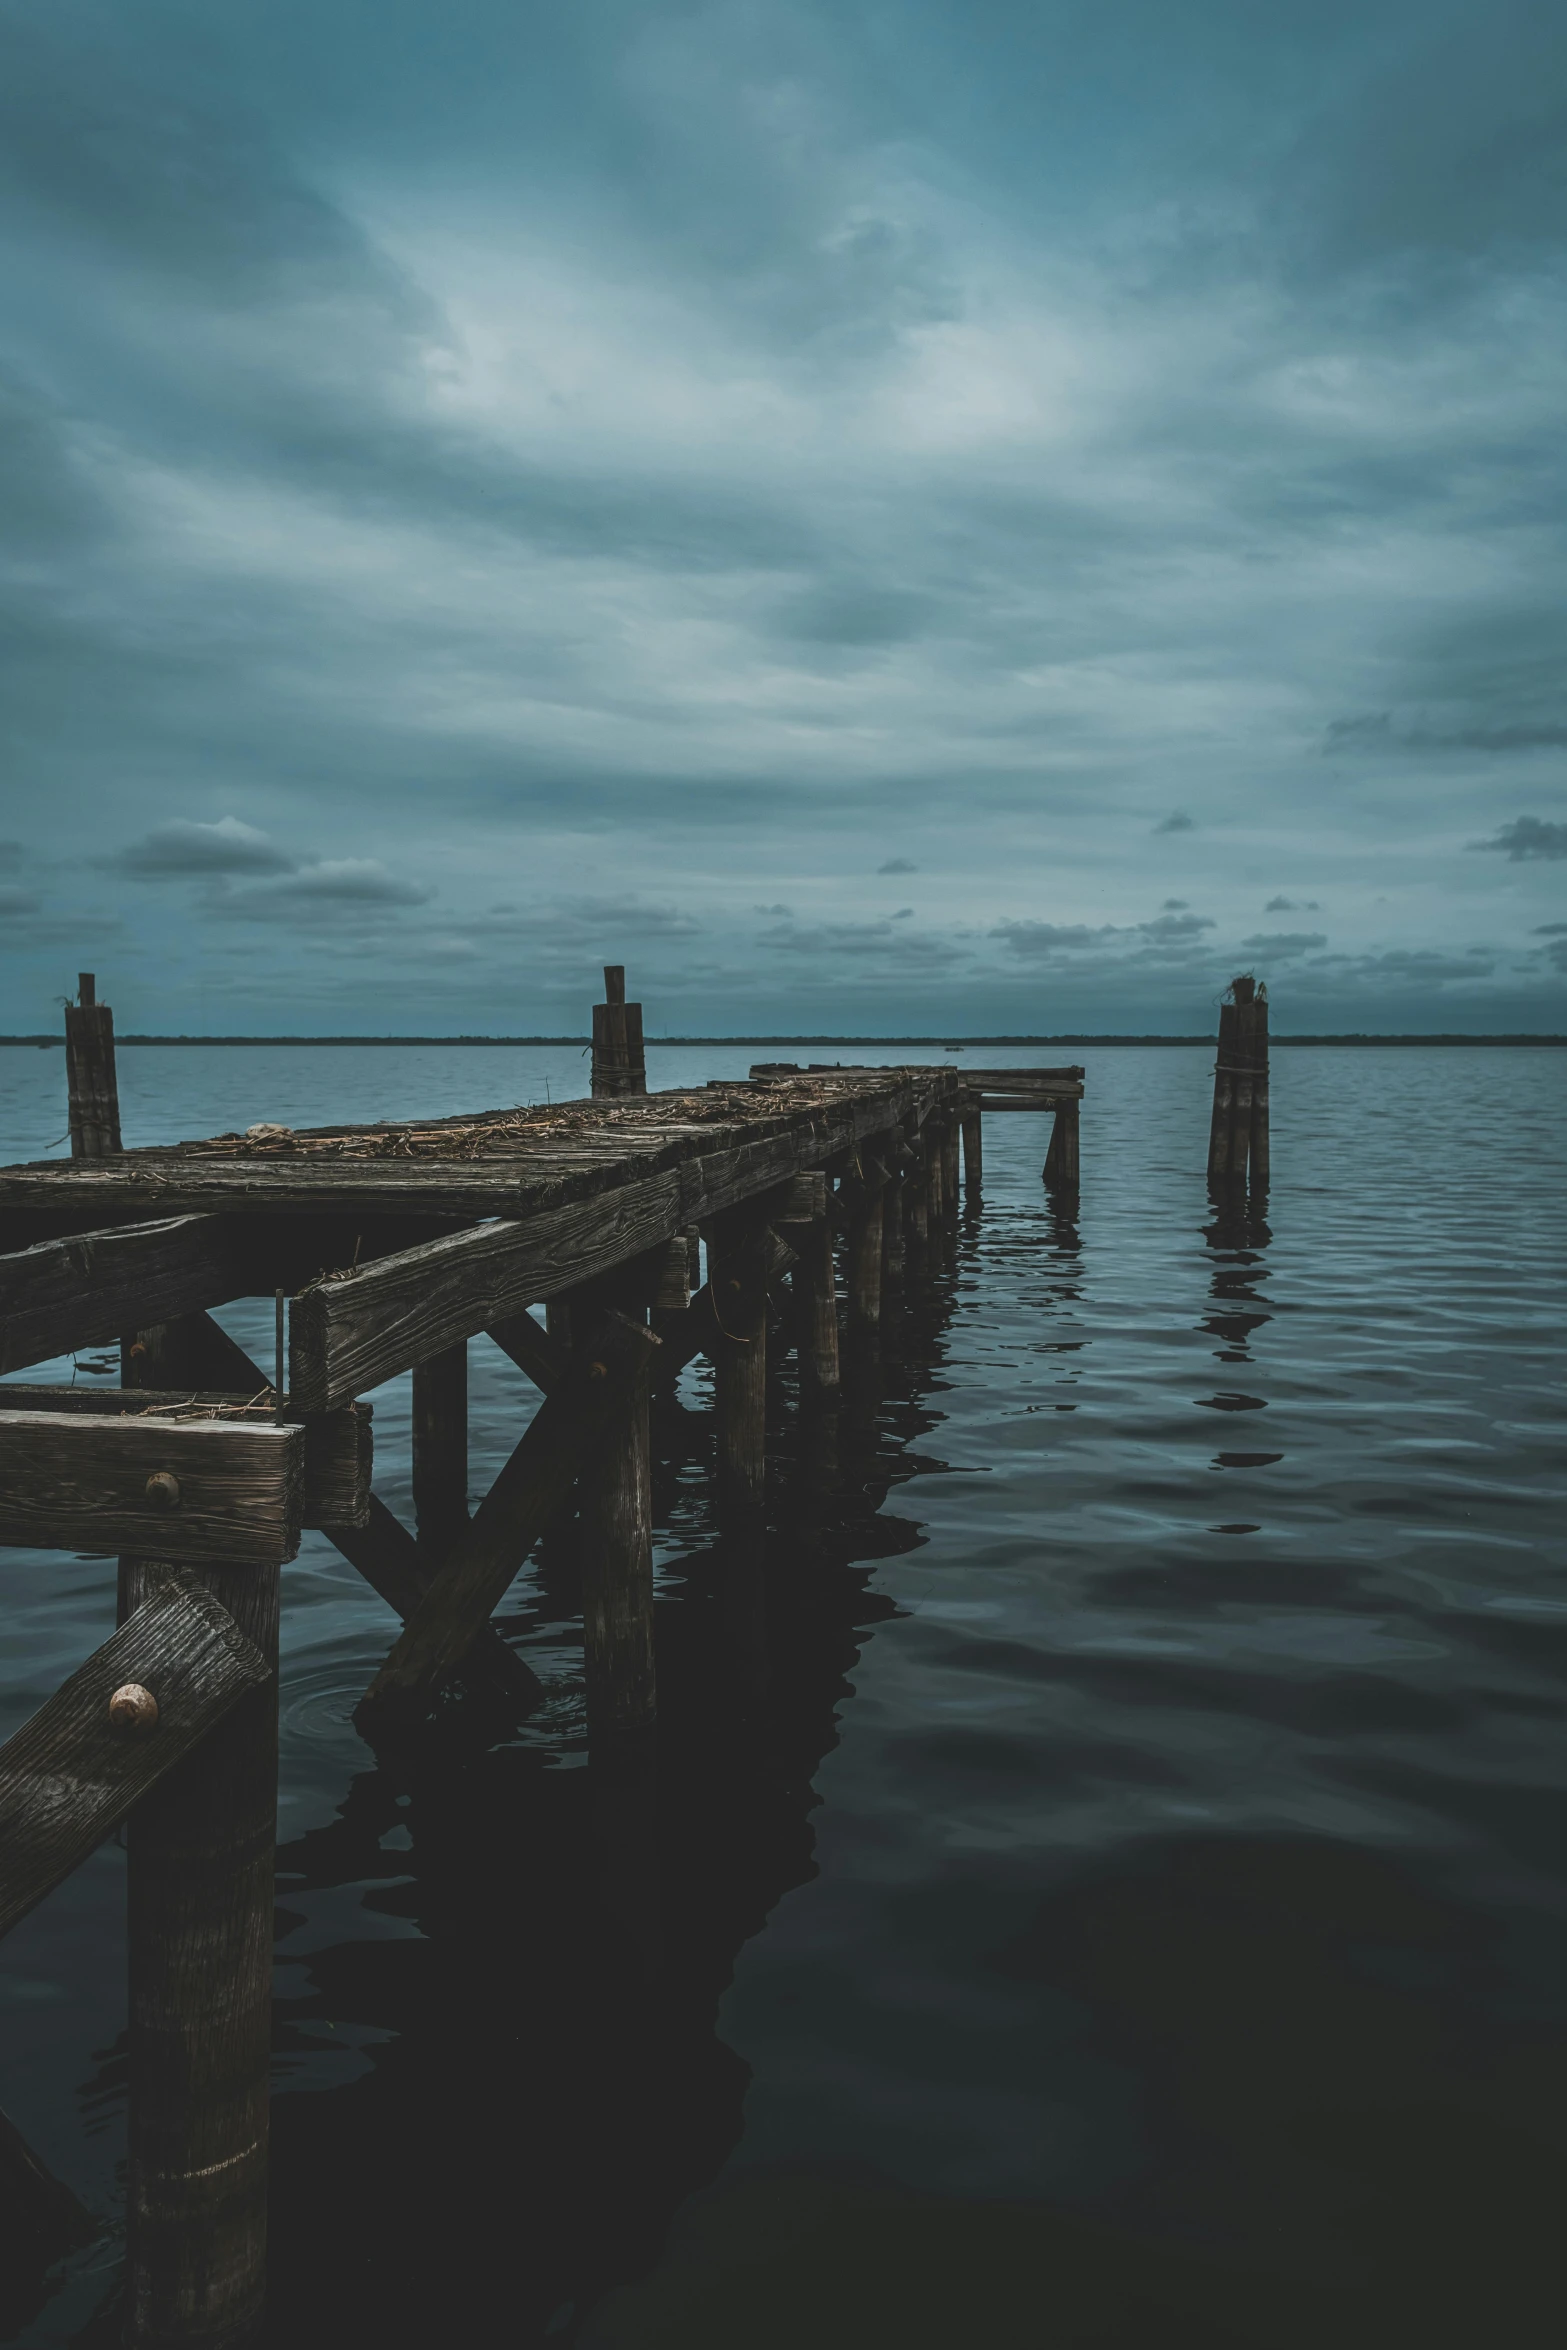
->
255 1244 971 2343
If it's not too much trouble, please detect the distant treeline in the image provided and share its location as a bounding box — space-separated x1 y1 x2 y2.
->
4 1033 1563 1049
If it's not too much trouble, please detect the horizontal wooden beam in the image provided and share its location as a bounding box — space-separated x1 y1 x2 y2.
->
0 1408 306 1564
290 1086 915 1409
0 1386 371 1530
359 1314 659 1721
0 1570 271 1941
0 1212 467 1375
0 1216 241 1375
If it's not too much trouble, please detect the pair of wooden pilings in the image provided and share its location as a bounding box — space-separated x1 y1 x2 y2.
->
1206 974 1270 1190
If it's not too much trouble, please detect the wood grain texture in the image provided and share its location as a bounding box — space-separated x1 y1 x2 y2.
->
64 999 121 1160
360 1313 661 1718
577 1305 656 1736
486 1311 564 1395
412 1343 467 1556
325 1494 542 1716
0 1571 270 1942
289 1088 915 1409
0 1409 305 1564
0 1387 371 1531
706 1210 771 1514
0 1217 241 1375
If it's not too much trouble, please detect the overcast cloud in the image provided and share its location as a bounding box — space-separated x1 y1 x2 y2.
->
1 0 1564 1032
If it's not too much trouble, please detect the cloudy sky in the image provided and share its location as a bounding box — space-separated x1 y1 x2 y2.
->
2 0 1564 1034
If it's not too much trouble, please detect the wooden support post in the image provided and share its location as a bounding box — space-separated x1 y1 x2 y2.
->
122 1548 280 2349
576 1301 656 1740
961 1105 982 1195
792 1216 840 1395
1227 977 1256 1188
1250 987 1270 1189
591 964 647 1099
907 1143 930 1272
1207 994 1238 1184
923 1121 944 1227
108 1312 279 2348
411 1343 467 1557
882 1169 905 1289
1043 1099 1080 1191
706 1209 770 1516
847 1191 884 1343
940 1120 960 1220
64 972 122 1159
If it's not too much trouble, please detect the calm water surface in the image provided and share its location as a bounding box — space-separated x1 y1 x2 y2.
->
1 1044 1564 2347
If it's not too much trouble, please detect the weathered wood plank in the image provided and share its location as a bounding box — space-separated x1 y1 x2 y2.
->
359 1313 660 1720
289 1092 912 1410
0 1386 371 1531
486 1311 564 1395
0 1217 243 1375
0 1410 305 1564
0 1571 271 1942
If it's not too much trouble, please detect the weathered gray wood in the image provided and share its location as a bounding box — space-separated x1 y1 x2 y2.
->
591 966 647 1099
1250 990 1270 1186
1207 997 1238 1182
412 1344 467 1557
287 1103 900 1411
121 1546 279 2349
319 1494 539 1710
577 1304 657 1738
882 1168 905 1287
706 1210 770 1515
940 1119 961 1218
65 976 121 1160
0 1410 305 1564
0 1387 371 1532
0 1572 269 1943
847 1192 884 1339
486 1311 564 1394
961 1108 982 1192
0 1217 242 1376
654 1227 797 1384
794 1216 840 1393
361 1314 660 1718
1043 1098 1081 1190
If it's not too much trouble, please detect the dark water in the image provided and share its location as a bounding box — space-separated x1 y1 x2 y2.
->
2 1044 1565 2348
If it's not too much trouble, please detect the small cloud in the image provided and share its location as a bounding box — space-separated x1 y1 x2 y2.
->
1138 910 1215 942
893 906 914 919
1153 812 1195 834
1162 899 1189 910
753 903 792 916
117 817 295 877
1469 815 1567 861
878 857 918 874
1265 895 1321 912
1325 713 1393 752
1242 930 1328 957
1534 922 1567 936
993 920 1104 956
0 885 41 916
284 860 433 905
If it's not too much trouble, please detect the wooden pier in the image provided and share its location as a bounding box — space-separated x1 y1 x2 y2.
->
0 973 1088 2344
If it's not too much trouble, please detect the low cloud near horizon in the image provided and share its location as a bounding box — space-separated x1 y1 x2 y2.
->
2 0 1564 1034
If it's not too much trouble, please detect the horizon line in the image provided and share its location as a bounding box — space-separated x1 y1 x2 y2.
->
3 1032 1564 1049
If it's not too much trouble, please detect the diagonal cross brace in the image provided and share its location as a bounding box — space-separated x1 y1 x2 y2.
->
358 1312 661 1724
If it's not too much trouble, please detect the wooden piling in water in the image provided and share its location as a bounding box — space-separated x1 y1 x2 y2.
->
1206 994 1239 1185
1043 1098 1080 1191
412 1343 468 1557
591 965 647 1099
65 972 121 1159
882 1163 905 1288
960 1104 982 1194
577 1301 657 1739
847 1189 884 1342
706 1208 770 1515
795 1214 840 1395
940 1120 960 1221
1250 988 1270 1188
1227 977 1257 1187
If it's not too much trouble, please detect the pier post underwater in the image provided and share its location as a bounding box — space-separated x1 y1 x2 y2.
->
0 969 1105 2337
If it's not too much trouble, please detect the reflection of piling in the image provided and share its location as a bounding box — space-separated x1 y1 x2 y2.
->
1207 977 1269 1193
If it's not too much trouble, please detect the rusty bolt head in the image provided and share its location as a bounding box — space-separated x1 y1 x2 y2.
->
588 1360 608 1380
108 1683 159 1735
145 1470 181 1510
